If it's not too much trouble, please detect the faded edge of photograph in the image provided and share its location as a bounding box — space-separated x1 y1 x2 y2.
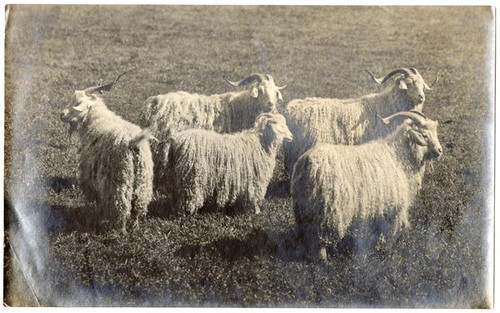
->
3 4 495 308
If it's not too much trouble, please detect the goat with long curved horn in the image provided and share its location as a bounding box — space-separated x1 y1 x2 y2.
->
368 67 438 90
284 66 435 176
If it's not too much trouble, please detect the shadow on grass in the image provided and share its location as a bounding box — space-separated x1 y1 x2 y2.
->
147 195 273 220
147 196 226 220
265 178 291 199
147 195 178 220
42 176 78 193
175 227 307 262
37 175 106 233
174 221 400 268
41 202 108 234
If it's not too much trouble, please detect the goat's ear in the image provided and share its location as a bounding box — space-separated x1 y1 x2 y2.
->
398 78 408 90
278 90 284 101
408 129 427 146
75 90 87 101
250 86 259 98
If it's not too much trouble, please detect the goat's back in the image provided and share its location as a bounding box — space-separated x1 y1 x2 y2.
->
140 92 227 138
166 129 272 207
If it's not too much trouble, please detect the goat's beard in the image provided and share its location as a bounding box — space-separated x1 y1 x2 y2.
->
68 121 78 139
426 160 435 173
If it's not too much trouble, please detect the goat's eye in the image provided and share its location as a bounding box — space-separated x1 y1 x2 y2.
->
422 134 429 139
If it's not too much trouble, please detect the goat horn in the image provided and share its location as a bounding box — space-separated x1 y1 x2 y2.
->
366 68 412 85
72 105 86 112
424 75 439 90
408 110 428 119
277 84 287 90
224 74 265 87
379 110 428 126
257 112 275 120
84 70 130 96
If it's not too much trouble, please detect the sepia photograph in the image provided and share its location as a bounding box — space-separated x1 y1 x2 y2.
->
3 4 494 308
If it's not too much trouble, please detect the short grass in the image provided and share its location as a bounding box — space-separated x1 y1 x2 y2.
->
4 5 494 308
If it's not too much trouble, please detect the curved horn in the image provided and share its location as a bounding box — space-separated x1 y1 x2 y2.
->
256 112 275 121
366 68 412 85
408 109 428 119
379 110 428 126
84 70 130 96
254 112 274 128
424 75 439 90
224 74 265 87
277 84 287 90
72 105 87 112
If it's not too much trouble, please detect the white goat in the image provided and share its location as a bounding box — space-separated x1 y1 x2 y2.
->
60 74 154 234
139 73 285 190
164 112 293 216
284 67 437 174
291 110 442 261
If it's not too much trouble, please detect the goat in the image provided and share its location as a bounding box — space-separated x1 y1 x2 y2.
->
291 110 442 261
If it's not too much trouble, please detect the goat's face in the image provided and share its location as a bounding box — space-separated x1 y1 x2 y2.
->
368 68 435 110
256 112 293 144
60 73 124 135
407 119 442 161
395 73 428 108
60 90 97 135
249 75 285 112
225 73 286 112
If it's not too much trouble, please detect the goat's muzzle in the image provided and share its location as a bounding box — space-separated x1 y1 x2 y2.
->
434 146 443 158
68 121 78 138
60 111 67 122
429 146 443 160
266 102 277 111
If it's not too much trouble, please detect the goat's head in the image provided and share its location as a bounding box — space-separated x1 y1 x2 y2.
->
380 110 443 161
254 112 293 149
366 67 438 110
224 73 285 112
60 72 125 136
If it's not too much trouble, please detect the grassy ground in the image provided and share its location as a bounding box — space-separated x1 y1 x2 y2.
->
4 5 494 307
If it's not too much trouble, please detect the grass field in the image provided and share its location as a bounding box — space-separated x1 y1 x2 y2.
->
4 5 494 307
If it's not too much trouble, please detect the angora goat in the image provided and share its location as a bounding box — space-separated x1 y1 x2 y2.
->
284 67 437 174
164 112 293 216
139 73 285 190
291 110 442 261
60 74 154 233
